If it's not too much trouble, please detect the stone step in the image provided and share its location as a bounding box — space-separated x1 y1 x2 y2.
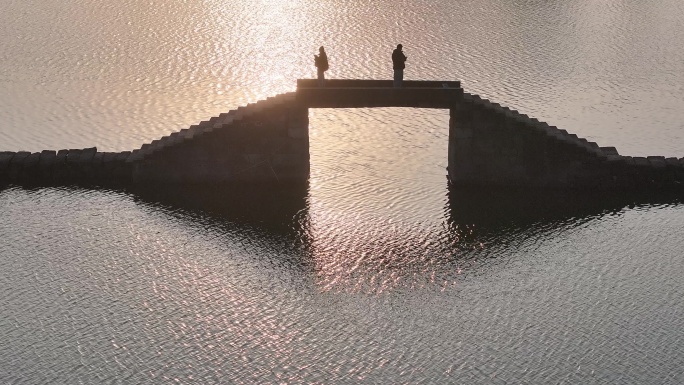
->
600 146 619 155
126 149 142 162
214 115 235 129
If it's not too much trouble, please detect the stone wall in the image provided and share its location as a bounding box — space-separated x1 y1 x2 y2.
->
448 93 684 190
0 148 131 187
130 92 309 184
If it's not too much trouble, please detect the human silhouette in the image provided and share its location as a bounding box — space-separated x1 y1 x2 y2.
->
392 44 407 88
314 46 329 87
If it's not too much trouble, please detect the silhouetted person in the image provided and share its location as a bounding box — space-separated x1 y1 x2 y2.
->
314 46 329 87
392 44 407 88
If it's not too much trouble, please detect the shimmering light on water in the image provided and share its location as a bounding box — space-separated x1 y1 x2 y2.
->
3 0 684 383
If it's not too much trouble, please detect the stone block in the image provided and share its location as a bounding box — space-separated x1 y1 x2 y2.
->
66 149 83 165
600 147 619 155
665 157 680 168
92 152 104 167
55 150 68 164
38 150 57 171
127 150 143 163
0 152 15 173
78 147 97 164
24 152 40 167
20 152 41 180
632 157 649 167
619 156 635 166
10 151 31 162
503 109 517 121
513 113 530 125
52 150 69 181
452 126 473 139
534 123 554 137
7 151 30 179
647 156 666 168
102 152 118 169
116 151 132 163
490 103 504 114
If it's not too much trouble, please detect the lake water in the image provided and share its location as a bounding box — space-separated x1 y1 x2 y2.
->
2 0 684 383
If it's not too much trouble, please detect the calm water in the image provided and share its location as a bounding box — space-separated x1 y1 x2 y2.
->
2 0 684 383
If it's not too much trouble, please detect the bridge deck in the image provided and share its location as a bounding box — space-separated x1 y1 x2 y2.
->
296 79 463 108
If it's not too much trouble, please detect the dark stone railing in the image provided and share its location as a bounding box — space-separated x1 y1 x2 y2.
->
296 79 462 108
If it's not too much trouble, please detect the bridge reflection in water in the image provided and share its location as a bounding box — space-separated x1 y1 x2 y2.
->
124 179 682 293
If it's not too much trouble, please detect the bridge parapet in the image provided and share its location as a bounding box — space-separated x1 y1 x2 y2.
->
296 79 463 109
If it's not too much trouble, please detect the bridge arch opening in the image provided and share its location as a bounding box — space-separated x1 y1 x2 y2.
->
307 107 451 221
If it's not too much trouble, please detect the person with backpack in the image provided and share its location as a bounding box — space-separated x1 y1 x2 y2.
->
314 46 329 87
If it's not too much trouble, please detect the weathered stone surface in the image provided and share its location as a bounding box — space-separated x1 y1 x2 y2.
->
0 152 15 173
7 152 30 179
102 152 118 170
38 150 57 170
92 152 105 168
117 151 132 162
79 147 97 162
647 156 666 168
66 149 83 164
10 151 31 161
633 157 650 167
19 152 41 179
52 150 69 181
55 150 68 164
24 152 40 166
620 156 636 166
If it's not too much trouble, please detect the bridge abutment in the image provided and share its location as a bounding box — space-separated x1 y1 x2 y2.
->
131 94 309 184
449 94 617 189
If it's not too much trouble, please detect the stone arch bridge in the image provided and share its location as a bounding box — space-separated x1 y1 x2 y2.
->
2 79 684 190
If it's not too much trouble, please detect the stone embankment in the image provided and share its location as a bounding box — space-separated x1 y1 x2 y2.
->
448 92 684 190
0 147 131 187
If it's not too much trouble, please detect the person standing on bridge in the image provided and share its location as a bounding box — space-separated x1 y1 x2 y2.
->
314 46 329 87
392 44 407 88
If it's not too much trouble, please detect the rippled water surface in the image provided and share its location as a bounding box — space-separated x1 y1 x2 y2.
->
2 0 684 383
